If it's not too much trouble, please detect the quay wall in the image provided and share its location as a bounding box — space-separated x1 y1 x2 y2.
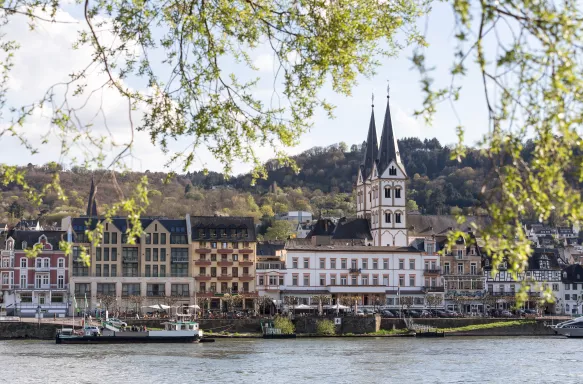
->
381 318 526 330
0 322 60 340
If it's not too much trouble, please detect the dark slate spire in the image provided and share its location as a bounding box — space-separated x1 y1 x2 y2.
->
360 95 378 180
86 176 98 217
377 85 405 175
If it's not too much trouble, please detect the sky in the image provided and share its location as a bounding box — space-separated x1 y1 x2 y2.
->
0 2 490 176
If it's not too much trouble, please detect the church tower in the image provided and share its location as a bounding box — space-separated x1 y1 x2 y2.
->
368 86 408 246
356 96 378 220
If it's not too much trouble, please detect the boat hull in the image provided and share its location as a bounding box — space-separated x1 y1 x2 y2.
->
554 328 583 338
56 335 199 344
263 334 296 339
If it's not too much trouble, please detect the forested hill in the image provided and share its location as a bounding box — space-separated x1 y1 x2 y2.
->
3 137 492 225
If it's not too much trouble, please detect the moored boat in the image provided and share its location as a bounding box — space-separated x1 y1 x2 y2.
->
56 320 203 344
553 317 583 338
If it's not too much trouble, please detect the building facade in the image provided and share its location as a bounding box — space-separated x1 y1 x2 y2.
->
1 231 69 317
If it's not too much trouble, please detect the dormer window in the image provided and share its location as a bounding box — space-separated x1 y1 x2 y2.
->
21 241 27 249
539 255 550 269
389 166 397 176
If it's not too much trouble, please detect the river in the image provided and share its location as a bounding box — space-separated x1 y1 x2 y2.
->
2 337 582 383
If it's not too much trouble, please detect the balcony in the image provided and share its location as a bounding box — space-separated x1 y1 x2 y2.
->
240 248 253 254
122 255 139 264
195 248 211 254
238 260 254 266
196 274 212 281
422 286 445 293
35 266 51 272
171 255 189 264
262 285 284 291
349 268 361 274
239 274 254 281
218 260 234 266
218 274 233 281
16 284 69 291
218 249 233 254
442 270 483 277
423 268 441 275
195 259 212 266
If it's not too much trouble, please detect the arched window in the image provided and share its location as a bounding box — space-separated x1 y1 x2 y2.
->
384 187 391 198
395 187 402 199
395 212 402 224
385 212 391 223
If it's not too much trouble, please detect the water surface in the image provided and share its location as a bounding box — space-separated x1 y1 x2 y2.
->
2 337 581 383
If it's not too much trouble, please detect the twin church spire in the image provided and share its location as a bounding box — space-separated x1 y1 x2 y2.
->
359 85 405 180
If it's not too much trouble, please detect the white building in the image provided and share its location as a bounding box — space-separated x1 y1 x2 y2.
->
281 237 443 309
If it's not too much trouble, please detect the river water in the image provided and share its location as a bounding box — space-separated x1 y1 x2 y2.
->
2 337 582 383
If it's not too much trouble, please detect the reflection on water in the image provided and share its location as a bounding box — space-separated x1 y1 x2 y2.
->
1 337 583 384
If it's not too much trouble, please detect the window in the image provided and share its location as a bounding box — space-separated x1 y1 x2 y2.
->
303 258 309 268
153 233 159 244
96 264 101 277
470 263 477 275
395 188 401 198
369 192 371 202
57 275 65 289
161 233 167 244
409 275 415 287
456 249 464 259
385 212 391 223
104 232 110 244
351 276 357 285
104 248 110 262
383 259 389 270
362 259 368 269
303 275 310 286
384 188 391 198
97 283 116 296
145 233 151 244
539 255 550 269
319 259 325 269
565 284 570 290
103 264 109 277
398 259 404 270
573 294 578 301
122 283 141 296
111 264 117 277
160 248 166 262
426 243 435 254
399 275 405 286
395 213 401 223
362 276 369 285
566 294 571 300
457 263 464 274
145 265 151 277
147 284 164 297
146 248 151 261
171 263 188 277
171 234 188 244
409 260 415 270
171 248 188 263
20 274 26 288
444 263 450 274
232 242 239 249
171 284 189 297
211 242 217 249
389 166 397 176
341 259 347 269
111 248 117 262
340 276 347 285
292 258 298 269
292 275 298 286
574 283 578 290
372 259 378 269
319 275 326 286
153 248 159 262
75 283 91 296
122 264 139 277
499 284 504 293
330 275 336 285
153 265 158 277
20 258 27 268
72 261 89 276
330 259 336 269
111 232 117 244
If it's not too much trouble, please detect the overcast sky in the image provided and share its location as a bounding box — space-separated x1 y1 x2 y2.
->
0 3 489 176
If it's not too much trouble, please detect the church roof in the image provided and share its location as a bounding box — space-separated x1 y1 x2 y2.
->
377 94 405 176
86 176 98 217
333 218 372 240
360 106 378 180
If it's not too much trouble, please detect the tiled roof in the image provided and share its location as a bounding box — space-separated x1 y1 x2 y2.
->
562 264 583 283
332 218 372 240
306 219 335 237
257 241 285 256
10 230 65 250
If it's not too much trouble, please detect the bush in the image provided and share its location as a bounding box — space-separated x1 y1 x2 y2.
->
316 320 336 335
274 316 295 334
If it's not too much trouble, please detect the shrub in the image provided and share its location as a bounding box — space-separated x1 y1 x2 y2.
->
273 316 295 334
316 320 336 335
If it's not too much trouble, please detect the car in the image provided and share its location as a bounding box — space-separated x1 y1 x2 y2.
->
84 326 101 336
381 310 396 318
355 310 365 317
107 317 127 327
406 310 422 318
499 310 514 317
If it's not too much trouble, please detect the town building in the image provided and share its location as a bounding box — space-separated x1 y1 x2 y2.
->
559 264 583 315
1 230 69 317
282 236 443 310
483 248 564 314
256 241 286 300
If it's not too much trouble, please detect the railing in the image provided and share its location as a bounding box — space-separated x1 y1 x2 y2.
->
218 259 233 266
195 259 212 265
422 286 445 292
349 268 361 274
16 284 69 290
239 274 254 280
34 266 51 272
442 271 483 276
256 263 286 270
218 274 232 280
122 256 139 263
171 256 189 263
423 268 441 274
196 274 212 280
488 291 540 297
238 260 254 266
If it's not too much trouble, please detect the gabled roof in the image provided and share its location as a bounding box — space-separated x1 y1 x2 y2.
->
306 219 335 237
376 95 405 176
562 264 583 283
528 248 562 270
11 230 65 250
257 241 285 256
360 106 378 181
158 219 187 233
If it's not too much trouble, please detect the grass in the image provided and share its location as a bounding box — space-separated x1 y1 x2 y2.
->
437 320 535 333
367 329 410 336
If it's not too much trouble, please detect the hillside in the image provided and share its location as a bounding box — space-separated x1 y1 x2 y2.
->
1 138 492 227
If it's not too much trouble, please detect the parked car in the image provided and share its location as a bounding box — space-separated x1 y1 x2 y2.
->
405 309 422 318
356 310 365 317
107 318 127 327
434 310 449 318
499 310 514 317
84 326 101 336
420 310 432 318
381 310 396 318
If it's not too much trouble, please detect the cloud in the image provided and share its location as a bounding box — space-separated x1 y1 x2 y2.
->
252 53 274 73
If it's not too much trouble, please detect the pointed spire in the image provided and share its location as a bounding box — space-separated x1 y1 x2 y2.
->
360 101 378 180
377 86 405 176
86 175 98 217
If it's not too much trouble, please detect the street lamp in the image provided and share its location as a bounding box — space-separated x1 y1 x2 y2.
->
36 305 41 329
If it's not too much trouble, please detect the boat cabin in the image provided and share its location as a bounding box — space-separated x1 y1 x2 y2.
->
164 321 199 332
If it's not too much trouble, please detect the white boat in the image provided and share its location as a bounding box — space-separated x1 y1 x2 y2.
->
56 320 204 344
553 317 583 338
